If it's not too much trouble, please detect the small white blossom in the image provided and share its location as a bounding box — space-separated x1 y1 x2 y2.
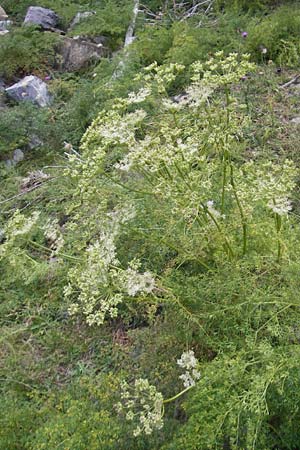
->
127 88 151 104
117 378 164 436
177 350 201 388
133 426 142 437
179 371 196 388
124 268 156 296
267 198 292 216
177 350 198 370
206 200 224 219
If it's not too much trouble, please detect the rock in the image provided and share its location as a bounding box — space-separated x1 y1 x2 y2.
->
69 11 95 29
0 6 8 20
0 19 12 31
291 117 300 125
4 159 14 169
24 6 59 30
28 135 43 149
4 149 24 169
90 35 108 47
0 29 9 36
6 75 52 107
13 149 25 163
57 36 109 71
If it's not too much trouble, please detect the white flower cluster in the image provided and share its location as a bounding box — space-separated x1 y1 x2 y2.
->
64 207 156 326
99 109 146 145
6 210 40 238
122 261 156 297
116 378 164 436
231 160 297 217
177 350 201 388
0 210 40 259
267 198 293 216
135 61 185 94
127 87 151 104
191 52 255 87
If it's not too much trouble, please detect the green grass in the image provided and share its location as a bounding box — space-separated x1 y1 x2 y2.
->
2 1 300 449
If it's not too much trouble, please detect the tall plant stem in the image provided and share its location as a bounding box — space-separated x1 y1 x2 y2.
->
163 386 193 404
275 212 282 263
28 240 82 261
204 205 234 260
230 165 247 256
221 160 227 214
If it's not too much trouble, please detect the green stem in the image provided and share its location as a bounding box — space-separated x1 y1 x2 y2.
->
172 111 179 128
163 386 193 404
204 205 234 260
103 172 155 196
230 165 247 256
221 161 227 214
132 228 211 271
275 212 282 262
28 240 82 262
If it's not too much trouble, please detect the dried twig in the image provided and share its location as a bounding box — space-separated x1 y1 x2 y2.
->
180 0 213 20
280 73 300 89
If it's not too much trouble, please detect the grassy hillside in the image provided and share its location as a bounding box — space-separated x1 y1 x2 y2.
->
1 1 300 449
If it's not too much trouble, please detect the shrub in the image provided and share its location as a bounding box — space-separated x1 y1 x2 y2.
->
0 26 58 80
215 0 283 12
245 5 300 65
0 103 56 157
68 0 133 50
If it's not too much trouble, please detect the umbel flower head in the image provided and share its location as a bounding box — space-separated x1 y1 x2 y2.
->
268 198 292 216
177 350 201 388
116 378 164 436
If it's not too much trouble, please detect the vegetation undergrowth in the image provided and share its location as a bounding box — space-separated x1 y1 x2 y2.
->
1 1 300 449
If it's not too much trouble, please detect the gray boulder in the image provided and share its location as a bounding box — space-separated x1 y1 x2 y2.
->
6 76 52 107
28 135 43 149
291 117 300 125
0 19 12 31
58 36 109 71
24 6 59 30
0 6 8 20
4 149 25 168
69 11 95 29
13 149 25 163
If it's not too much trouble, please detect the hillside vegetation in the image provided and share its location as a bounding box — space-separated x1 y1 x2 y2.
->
1 1 300 449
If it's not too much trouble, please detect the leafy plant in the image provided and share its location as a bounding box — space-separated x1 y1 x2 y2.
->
0 26 58 80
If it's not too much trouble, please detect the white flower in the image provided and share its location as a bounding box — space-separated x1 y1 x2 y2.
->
192 369 201 380
206 200 223 219
267 198 292 216
124 268 156 297
177 350 201 388
177 350 198 370
133 426 142 437
179 371 196 388
117 378 164 436
127 88 151 104
126 411 134 421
